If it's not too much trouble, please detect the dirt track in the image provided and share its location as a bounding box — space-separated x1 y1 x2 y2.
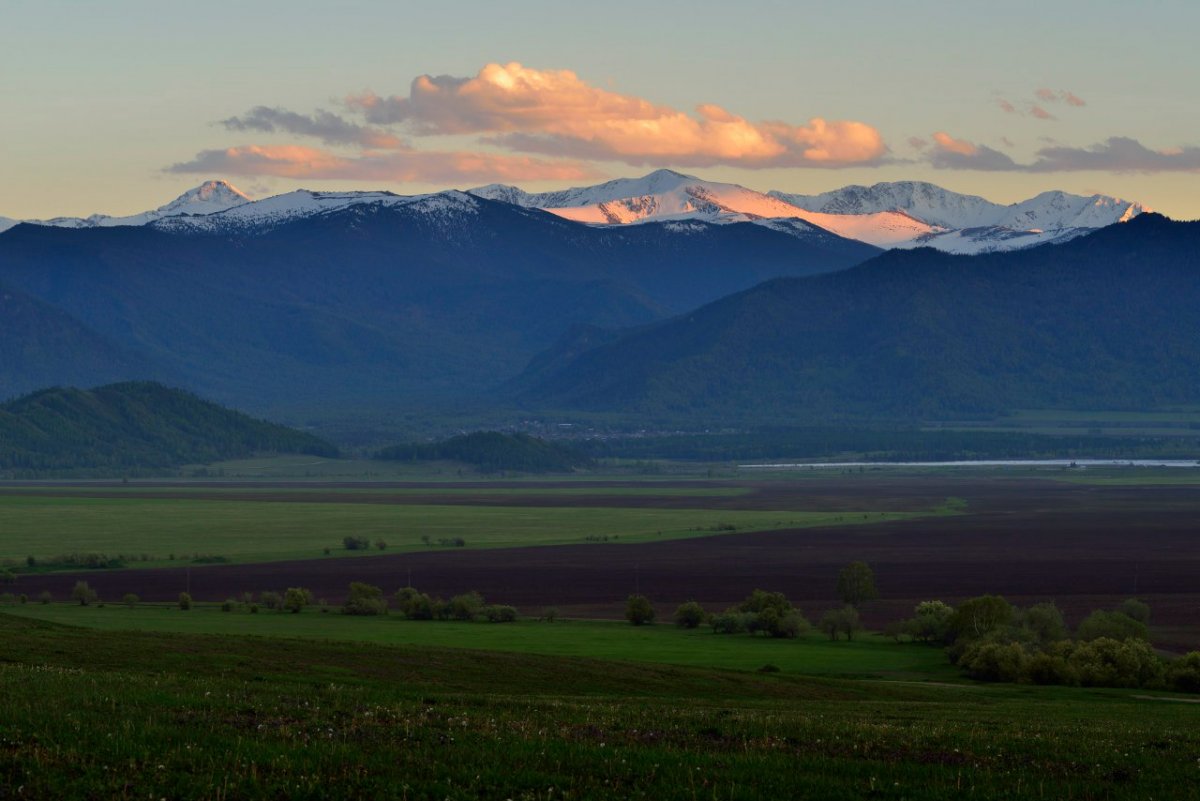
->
13 476 1200 649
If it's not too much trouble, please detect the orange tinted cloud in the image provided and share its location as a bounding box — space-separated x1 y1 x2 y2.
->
168 144 600 183
345 62 886 168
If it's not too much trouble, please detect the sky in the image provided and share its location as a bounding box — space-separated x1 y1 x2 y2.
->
3 0 1199 219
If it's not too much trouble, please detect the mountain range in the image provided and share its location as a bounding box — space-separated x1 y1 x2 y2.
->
0 173 1186 431
3 170 1145 254
515 213 1200 421
0 183 875 414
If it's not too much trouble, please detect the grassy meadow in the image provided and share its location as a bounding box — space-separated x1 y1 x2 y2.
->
3 612 1199 800
0 490 942 568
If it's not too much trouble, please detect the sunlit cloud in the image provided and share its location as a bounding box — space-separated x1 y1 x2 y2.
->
929 132 1022 170
167 145 600 183
222 107 405 149
1029 105 1056 121
342 62 888 168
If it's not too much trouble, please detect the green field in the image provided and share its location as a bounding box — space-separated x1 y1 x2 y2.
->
3 612 1198 800
3 603 956 679
0 493 941 568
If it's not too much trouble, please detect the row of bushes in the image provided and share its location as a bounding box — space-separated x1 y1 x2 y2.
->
627 590 865 642
343 583 519 622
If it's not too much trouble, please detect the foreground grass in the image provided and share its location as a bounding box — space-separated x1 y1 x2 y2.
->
2 614 1198 800
0 493 938 568
3 603 956 680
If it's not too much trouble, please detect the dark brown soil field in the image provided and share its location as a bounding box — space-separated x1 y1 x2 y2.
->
14 475 1200 650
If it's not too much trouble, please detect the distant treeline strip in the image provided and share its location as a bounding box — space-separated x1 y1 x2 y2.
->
577 427 1200 462
376 431 591 473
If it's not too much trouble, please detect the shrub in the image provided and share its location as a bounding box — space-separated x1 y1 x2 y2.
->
961 641 1029 682
260 591 283 611
673 601 706 629
342 536 370 551
481 604 518 623
625 594 655 626
221 599 235 612
710 611 752 635
540 607 559 623
71 581 97 607
1068 637 1163 688
0 569 14 586
0 593 15 605
772 610 810 639
375 539 388 551
342 582 388 616
284 587 313 614
1077 610 1148 642
449 591 485 621
1166 652 1200 693
1021 602 1069 646
178 592 192 611
1116 598 1151 625
394 587 435 620
737 589 792 617
122 593 140 608
1024 651 1078 686
18 593 27 605
38 591 52 605
249 604 259 614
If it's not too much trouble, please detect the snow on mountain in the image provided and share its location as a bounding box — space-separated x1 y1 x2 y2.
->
1 173 1147 255
20 180 251 230
470 169 937 247
155 188 480 234
771 181 1145 232
894 226 1092 256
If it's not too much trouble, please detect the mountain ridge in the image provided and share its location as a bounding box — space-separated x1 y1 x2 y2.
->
513 213 1200 422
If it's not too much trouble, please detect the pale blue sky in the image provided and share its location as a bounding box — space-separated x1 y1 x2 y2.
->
3 0 1198 218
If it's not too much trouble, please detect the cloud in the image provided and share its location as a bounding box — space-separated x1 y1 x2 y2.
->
929 132 1022 170
1029 105 1056 121
342 62 887 168
997 98 1018 114
1037 88 1087 107
907 136 929 151
222 106 405 149
1028 137 1200 172
167 144 601 183
927 133 1200 173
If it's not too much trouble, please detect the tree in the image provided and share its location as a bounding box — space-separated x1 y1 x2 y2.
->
819 606 863 641
948 595 1013 641
1077 610 1148 642
178 592 192 611
674 601 706 629
904 600 955 643
1116 598 1151 625
374 539 388 551
625 594 655 626
0 568 15 586
122 593 140 608
482 604 518 623
71 581 97 606
260 591 283 611
449 591 485 621
342 582 388 616
837 562 878 608
284 587 313 614
1021 602 1068 646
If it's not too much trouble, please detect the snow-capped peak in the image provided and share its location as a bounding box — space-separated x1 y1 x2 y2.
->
770 181 1146 233
470 169 937 246
12 180 252 230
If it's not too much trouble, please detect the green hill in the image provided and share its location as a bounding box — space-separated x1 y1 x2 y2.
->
377 431 591 473
0 381 337 472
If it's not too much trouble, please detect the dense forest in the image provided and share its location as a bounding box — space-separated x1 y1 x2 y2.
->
0 382 337 473
377 431 592 473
